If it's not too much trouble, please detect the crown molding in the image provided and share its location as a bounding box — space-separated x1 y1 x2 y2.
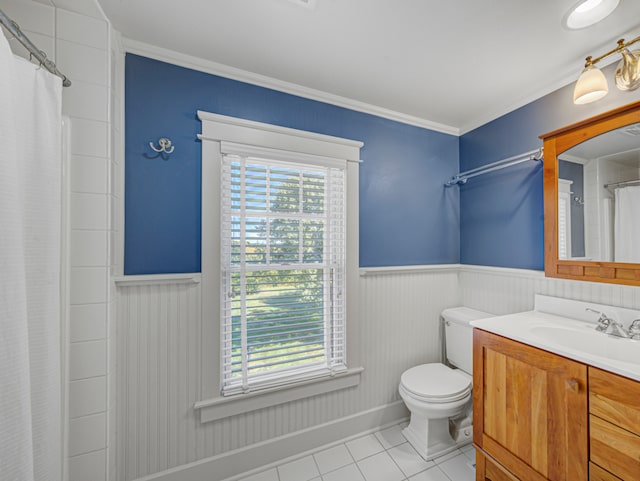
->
121 37 459 136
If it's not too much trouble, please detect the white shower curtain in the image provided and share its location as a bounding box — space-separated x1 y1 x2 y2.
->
614 185 640 263
0 31 62 481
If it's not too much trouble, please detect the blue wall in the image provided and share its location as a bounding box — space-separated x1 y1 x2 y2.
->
459 63 640 269
124 54 460 274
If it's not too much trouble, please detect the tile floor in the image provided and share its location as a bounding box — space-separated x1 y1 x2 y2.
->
235 423 476 481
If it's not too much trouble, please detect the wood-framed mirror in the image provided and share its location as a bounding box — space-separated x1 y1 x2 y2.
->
540 100 640 286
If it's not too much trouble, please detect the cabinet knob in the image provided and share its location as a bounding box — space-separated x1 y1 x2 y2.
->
566 379 580 392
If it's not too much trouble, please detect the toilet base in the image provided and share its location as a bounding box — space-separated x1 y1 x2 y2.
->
402 412 472 461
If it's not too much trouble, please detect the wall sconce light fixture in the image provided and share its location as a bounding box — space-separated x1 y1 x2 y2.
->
573 35 640 104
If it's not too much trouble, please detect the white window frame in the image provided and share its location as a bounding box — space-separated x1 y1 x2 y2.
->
195 112 363 423
558 179 573 260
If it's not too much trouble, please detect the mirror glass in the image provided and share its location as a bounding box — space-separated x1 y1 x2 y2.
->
557 123 640 263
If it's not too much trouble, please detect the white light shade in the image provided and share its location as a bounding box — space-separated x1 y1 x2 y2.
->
563 0 619 29
573 65 609 104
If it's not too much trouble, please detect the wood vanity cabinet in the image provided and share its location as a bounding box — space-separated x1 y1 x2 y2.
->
589 367 640 480
476 450 519 481
473 329 588 481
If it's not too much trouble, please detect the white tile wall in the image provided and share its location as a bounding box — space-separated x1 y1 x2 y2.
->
70 267 108 304
69 377 107 417
69 119 109 157
69 340 107 380
70 192 109 229
63 82 109 121
70 305 107 342
71 153 109 193
70 155 110 194
1 6 112 475
70 230 109 267
57 39 109 85
56 8 108 49
69 413 107 456
69 316 107 343
1 0 54 34
70 303 108 335
68 449 107 481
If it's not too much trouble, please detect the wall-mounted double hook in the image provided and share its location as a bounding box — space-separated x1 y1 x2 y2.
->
149 137 175 155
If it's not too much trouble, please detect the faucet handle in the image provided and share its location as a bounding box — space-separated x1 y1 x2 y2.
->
586 308 611 332
629 319 640 339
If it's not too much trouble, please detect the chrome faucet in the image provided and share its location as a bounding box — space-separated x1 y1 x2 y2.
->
586 308 613 332
629 319 640 340
605 319 631 338
585 308 630 338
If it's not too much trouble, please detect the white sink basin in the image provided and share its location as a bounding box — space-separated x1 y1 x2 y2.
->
470 295 640 381
529 324 598 351
528 324 640 366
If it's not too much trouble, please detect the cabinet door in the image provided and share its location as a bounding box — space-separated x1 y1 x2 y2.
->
477 450 520 481
589 367 640 480
473 329 588 481
590 462 623 481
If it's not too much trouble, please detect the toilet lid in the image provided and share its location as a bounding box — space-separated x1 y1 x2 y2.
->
400 363 471 402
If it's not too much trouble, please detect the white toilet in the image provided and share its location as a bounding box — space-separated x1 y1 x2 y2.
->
399 307 492 461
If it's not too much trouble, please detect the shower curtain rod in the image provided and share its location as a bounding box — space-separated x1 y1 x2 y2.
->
604 178 640 190
444 148 543 187
0 8 71 87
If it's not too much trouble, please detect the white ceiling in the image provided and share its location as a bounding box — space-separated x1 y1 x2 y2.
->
96 0 640 134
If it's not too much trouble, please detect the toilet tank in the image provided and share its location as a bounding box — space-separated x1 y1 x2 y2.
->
442 307 493 374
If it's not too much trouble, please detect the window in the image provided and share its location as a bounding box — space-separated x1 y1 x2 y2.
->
196 112 362 420
558 179 573 260
220 152 346 395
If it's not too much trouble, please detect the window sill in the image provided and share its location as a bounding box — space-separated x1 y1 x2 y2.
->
113 273 201 286
194 367 364 423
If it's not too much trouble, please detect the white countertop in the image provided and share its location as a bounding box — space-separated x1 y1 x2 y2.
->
471 307 640 382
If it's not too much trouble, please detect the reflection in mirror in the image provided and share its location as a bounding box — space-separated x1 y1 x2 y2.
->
557 162 585 260
558 123 640 263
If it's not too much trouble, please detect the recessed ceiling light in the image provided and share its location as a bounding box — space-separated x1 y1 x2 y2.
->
563 0 620 29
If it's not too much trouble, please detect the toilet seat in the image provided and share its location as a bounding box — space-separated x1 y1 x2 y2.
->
400 363 471 403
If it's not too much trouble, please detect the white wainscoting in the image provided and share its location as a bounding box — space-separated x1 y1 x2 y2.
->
115 265 640 481
459 265 640 314
114 268 460 481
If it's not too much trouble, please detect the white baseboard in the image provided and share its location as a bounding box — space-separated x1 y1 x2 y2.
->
134 401 409 481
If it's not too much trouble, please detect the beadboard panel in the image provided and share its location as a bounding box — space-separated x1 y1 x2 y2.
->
115 270 460 480
115 266 640 481
460 266 640 314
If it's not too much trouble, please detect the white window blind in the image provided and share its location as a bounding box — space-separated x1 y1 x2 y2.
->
220 153 347 395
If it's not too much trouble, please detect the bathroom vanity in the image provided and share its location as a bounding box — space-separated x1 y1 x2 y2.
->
471 295 640 481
